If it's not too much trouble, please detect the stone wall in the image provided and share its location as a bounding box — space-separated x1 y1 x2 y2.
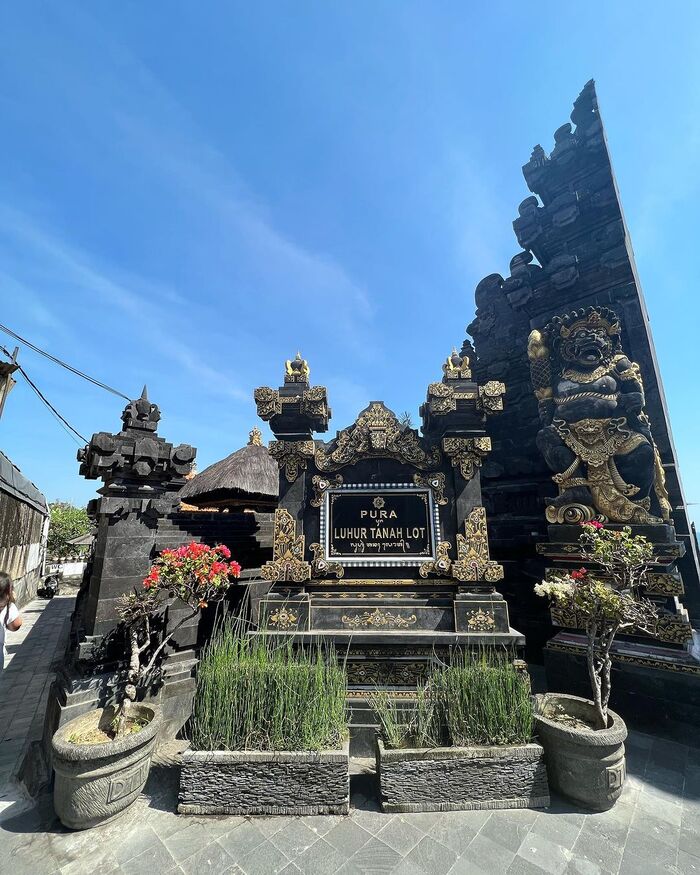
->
0 483 48 606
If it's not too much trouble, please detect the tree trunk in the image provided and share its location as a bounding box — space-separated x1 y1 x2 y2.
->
586 622 606 729
115 628 141 737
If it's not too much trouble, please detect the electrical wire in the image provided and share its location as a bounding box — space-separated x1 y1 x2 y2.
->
0 322 130 401
16 364 88 444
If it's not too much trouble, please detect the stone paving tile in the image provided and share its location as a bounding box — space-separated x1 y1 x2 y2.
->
618 846 677 875
291 836 346 874
178 839 236 875
480 809 536 853
427 809 486 855
456 832 516 874
630 807 680 850
341 835 403 873
678 849 700 874
506 856 551 875
217 820 268 861
269 818 326 859
162 821 213 863
120 837 177 875
399 834 457 874
569 827 622 875
623 824 677 868
680 826 700 860
517 831 573 875
236 839 289 875
374 815 425 855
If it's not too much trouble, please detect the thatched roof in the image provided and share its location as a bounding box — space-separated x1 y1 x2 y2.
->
180 429 278 509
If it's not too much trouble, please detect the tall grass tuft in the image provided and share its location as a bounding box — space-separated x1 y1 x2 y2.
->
373 650 533 749
190 618 347 752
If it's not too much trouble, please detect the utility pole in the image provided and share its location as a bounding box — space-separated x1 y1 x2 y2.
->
0 346 19 421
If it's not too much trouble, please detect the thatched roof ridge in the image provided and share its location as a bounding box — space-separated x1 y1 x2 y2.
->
180 441 278 503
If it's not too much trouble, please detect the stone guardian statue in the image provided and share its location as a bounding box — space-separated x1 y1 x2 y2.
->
527 306 671 525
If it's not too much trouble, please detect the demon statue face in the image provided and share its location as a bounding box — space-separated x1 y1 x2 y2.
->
527 306 670 525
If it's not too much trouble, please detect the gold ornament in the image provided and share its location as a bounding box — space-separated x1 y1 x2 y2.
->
261 509 311 583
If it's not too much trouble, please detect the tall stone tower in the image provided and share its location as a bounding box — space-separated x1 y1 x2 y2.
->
467 81 700 739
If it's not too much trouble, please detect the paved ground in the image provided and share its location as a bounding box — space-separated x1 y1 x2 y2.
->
0 589 75 805
2 592 700 874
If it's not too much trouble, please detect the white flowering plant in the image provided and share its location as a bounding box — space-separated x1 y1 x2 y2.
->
535 522 658 728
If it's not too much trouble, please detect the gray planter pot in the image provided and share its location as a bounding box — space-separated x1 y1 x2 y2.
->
534 693 627 811
178 741 350 815
52 704 162 830
376 738 550 812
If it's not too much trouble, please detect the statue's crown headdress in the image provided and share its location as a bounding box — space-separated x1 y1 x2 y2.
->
546 306 621 342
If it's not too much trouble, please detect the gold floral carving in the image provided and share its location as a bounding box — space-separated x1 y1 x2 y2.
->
346 661 428 685
301 385 330 421
418 541 453 578
314 402 441 472
254 387 281 420
452 507 504 582
646 572 684 597
551 604 692 645
261 509 311 583
310 474 343 507
467 609 496 631
441 436 491 481
478 381 506 414
267 607 299 630
309 543 344 579
341 608 418 629
413 472 448 505
426 383 456 415
268 440 316 482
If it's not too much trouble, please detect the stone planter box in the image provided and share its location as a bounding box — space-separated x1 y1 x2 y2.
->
376 738 549 812
178 742 350 815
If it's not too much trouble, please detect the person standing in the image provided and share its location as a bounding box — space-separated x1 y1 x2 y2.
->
0 572 22 671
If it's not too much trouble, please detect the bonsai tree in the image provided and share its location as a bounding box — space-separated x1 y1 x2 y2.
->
535 522 658 729
114 542 241 735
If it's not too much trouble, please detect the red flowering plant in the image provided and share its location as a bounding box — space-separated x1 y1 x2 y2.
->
114 543 241 735
535 523 657 729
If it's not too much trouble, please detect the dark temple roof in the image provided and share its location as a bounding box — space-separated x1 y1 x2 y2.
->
0 450 48 515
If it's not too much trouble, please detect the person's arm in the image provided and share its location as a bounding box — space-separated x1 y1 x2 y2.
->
6 603 21 631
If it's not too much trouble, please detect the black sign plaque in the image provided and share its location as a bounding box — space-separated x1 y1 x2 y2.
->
325 488 436 563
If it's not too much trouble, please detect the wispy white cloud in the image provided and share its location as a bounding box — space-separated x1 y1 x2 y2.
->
0 204 248 401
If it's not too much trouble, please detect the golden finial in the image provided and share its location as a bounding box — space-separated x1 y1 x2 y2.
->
442 347 471 380
248 426 263 446
284 352 310 383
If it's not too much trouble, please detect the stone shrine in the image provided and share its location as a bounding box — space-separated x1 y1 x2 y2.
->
41 80 700 762
254 352 522 752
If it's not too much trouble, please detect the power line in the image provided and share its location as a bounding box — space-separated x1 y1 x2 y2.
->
0 322 130 401
16 364 88 444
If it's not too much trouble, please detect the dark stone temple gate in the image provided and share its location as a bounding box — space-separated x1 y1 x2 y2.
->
253 352 519 752
466 80 700 739
42 80 700 758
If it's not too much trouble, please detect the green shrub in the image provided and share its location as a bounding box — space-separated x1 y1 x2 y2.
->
374 651 533 749
190 618 347 752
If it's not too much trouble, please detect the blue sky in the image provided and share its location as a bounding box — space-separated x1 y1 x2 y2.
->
0 2 698 524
